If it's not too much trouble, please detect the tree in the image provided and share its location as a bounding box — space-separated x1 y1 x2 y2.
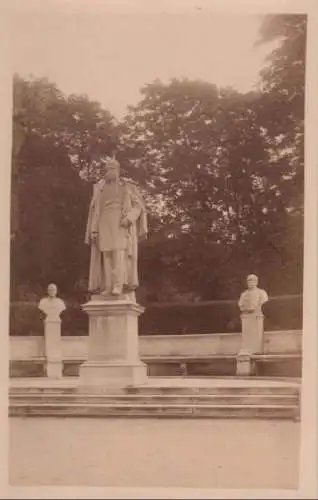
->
120 79 295 299
254 14 306 294
120 15 306 298
256 14 305 208
11 75 119 300
11 14 306 302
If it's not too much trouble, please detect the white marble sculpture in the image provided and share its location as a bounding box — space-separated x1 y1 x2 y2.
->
85 157 147 297
38 283 65 379
80 158 148 389
238 274 268 315
38 283 66 320
236 275 269 376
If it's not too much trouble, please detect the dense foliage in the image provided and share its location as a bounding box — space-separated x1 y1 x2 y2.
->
11 14 306 306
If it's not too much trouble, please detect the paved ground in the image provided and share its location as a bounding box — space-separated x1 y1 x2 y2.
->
9 417 300 489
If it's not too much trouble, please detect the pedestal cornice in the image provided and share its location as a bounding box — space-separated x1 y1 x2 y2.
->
82 299 144 317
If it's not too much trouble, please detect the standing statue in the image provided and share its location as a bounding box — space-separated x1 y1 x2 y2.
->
85 158 148 296
238 274 268 314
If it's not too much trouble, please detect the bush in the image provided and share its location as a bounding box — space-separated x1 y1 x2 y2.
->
263 295 303 331
10 302 44 336
139 301 240 335
9 295 302 337
61 306 88 336
9 302 88 336
139 295 302 335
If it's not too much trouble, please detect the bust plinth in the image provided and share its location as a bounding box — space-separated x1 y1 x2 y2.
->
237 311 264 376
240 311 265 355
38 286 65 379
78 294 148 391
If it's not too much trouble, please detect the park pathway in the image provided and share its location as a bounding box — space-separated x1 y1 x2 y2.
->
10 417 299 489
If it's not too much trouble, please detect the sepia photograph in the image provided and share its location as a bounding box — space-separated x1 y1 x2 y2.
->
3 0 318 497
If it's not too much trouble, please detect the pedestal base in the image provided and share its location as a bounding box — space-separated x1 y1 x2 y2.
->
78 297 147 391
79 361 147 391
44 318 63 379
240 313 264 353
46 360 63 379
236 353 253 376
237 313 264 376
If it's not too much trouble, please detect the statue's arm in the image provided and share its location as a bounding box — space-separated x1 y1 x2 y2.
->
58 298 66 313
126 185 144 223
85 184 99 244
238 292 245 311
261 289 269 305
38 298 45 313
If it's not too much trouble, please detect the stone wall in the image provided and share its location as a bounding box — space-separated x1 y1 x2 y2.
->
10 330 303 378
10 329 302 362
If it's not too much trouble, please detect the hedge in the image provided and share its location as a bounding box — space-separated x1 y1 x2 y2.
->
140 295 302 334
9 302 88 336
10 302 44 336
9 295 302 336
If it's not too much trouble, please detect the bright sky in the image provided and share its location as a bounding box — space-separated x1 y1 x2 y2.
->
13 10 272 118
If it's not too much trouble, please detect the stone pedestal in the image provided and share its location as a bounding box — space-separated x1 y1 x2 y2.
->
38 289 65 380
236 350 253 376
240 312 264 354
44 318 63 379
236 313 264 376
78 296 147 390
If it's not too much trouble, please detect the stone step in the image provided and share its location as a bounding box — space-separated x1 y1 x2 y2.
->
9 402 298 419
10 385 299 396
10 393 298 406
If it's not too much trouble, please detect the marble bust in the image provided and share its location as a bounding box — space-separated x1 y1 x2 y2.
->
238 274 268 315
85 157 147 297
38 283 66 320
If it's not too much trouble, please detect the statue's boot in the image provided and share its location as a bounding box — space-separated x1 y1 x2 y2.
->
111 285 123 296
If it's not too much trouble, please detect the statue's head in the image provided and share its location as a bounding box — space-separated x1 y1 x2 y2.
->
246 274 258 289
104 157 120 182
47 283 58 297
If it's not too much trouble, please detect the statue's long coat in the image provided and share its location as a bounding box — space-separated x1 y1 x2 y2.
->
85 179 147 292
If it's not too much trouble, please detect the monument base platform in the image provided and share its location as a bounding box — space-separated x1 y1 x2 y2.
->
77 296 147 391
46 360 63 379
78 361 148 391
